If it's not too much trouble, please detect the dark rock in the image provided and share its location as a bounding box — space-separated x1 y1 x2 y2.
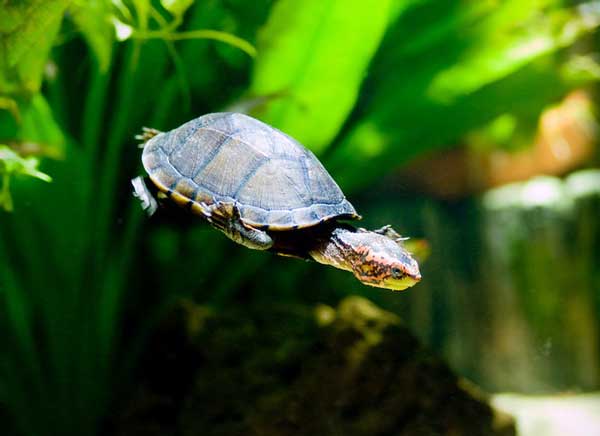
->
114 297 514 436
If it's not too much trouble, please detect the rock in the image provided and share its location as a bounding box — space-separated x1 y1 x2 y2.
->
114 297 514 436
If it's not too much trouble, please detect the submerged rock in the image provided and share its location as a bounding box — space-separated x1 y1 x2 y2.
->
114 297 514 436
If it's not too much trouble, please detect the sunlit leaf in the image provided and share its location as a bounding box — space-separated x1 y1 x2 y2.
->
0 1 27 32
161 0 194 17
0 0 69 94
250 0 392 153
326 1 600 192
427 2 598 103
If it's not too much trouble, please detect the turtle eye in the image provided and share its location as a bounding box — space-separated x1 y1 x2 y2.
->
391 267 403 277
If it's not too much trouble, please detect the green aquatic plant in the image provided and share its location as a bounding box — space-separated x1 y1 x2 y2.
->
0 145 51 211
0 0 598 435
0 1 259 435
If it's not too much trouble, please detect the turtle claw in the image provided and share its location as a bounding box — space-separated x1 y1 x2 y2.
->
373 225 409 243
199 200 236 225
198 201 213 218
373 224 395 235
135 127 162 145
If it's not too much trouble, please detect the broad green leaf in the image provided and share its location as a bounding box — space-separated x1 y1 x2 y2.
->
0 0 69 94
427 3 595 103
0 94 66 158
250 0 392 153
389 0 426 23
0 2 28 33
326 2 600 192
70 0 114 71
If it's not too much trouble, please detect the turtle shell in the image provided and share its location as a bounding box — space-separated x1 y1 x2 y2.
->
142 112 359 230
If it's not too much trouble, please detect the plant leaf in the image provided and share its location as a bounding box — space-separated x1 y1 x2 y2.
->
0 94 66 159
250 0 392 153
0 0 69 94
69 0 114 71
0 145 52 211
161 0 194 18
0 146 51 181
325 1 600 192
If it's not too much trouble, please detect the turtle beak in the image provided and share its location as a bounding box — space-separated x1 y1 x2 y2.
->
387 260 421 291
406 264 421 282
388 274 421 291
360 274 420 291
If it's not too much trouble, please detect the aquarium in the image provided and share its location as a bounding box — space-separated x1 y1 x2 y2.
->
1 1 599 435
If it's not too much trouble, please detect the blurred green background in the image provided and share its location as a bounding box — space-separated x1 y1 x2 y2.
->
1 0 599 435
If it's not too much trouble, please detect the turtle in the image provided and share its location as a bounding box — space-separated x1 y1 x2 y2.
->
132 112 421 291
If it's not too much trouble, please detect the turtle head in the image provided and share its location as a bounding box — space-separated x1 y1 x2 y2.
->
315 227 421 291
350 232 421 291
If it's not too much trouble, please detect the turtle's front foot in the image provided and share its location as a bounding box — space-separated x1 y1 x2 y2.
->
135 127 163 145
372 225 409 242
131 176 158 216
203 201 274 251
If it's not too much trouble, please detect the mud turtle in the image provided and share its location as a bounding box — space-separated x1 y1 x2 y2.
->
133 112 420 291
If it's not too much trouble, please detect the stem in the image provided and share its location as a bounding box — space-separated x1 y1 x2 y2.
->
1 173 13 212
132 29 257 57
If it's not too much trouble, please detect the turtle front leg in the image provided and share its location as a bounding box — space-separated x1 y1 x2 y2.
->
131 176 158 216
370 225 429 262
202 201 273 251
370 225 409 242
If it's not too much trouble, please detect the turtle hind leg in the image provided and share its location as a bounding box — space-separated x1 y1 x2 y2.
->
203 201 273 251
